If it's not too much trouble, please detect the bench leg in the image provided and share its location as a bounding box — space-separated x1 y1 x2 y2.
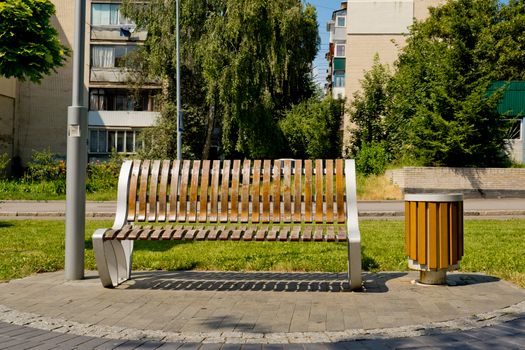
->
347 239 362 291
93 229 134 288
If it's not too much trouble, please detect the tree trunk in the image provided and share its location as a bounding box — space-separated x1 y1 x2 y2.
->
202 101 215 160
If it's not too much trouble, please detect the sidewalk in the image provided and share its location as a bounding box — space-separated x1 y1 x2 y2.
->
1 198 524 218
0 270 524 348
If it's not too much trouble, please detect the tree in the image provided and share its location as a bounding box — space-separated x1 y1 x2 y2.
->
347 54 391 154
122 0 319 159
279 95 343 159
0 0 69 83
386 0 508 167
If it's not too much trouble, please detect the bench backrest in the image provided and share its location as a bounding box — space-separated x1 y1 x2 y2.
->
115 159 355 226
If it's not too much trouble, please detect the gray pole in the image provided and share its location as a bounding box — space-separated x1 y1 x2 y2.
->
65 0 87 280
176 0 182 160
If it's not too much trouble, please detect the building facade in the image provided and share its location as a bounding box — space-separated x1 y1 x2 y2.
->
0 0 159 170
325 2 347 99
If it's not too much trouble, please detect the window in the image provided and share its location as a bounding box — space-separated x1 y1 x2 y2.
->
333 73 345 88
91 3 132 26
335 44 346 57
91 45 137 68
336 16 346 27
503 119 523 140
89 129 143 154
89 89 159 111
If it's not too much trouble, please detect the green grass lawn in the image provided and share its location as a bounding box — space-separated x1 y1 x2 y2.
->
0 219 523 288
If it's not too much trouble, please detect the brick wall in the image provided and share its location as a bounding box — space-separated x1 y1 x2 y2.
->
386 167 525 198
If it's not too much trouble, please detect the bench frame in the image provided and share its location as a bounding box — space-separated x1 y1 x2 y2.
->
93 159 362 290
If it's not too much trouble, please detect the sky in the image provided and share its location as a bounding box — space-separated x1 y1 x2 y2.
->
305 0 345 87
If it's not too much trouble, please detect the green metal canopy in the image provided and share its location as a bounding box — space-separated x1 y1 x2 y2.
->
489 81 525 116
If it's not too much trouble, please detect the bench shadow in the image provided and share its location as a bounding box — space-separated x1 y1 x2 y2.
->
0 221 14 228
446 273 500 286
124 271 355 292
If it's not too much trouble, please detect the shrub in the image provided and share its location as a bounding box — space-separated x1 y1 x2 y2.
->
0 153 9 179
356 142 388 176
86 157 121 193
26 150 66 182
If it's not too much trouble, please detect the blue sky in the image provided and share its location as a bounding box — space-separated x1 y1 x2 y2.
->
305 0 345 87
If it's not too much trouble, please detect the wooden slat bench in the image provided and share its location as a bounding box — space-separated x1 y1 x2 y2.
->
93 159 362 290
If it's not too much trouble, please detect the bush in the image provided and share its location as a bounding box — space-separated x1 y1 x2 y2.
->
86 157 121 193
356 142 388 176
0 153 9 179
26 150 66 182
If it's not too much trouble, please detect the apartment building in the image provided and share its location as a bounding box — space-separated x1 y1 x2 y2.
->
0 0 159 169
325 2 347 99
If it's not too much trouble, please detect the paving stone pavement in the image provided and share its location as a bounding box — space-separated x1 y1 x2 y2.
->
0 270 524 348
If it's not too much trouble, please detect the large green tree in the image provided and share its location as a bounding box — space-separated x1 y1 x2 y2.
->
0 0 69 83
123 0 319 159
386 0 508 167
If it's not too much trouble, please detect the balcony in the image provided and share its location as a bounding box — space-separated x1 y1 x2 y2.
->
90 25 147 42
88 110 159 128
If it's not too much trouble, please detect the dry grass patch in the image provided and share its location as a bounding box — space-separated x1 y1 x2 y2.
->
357 174 403 200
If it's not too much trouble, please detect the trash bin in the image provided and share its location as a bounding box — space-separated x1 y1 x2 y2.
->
405 194 464 285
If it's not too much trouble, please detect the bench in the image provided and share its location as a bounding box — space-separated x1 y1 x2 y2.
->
92 159 362 290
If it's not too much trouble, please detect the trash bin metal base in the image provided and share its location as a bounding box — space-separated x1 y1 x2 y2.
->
419 270 447 285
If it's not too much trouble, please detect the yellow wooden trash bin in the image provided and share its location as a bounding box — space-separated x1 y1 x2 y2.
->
405 194 464 284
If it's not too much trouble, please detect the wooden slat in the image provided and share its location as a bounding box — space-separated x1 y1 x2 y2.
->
302 225 313 241
458 201 464 258
195 226 210 240
256 226 267 241
279 226 290 241
409 201 418 260
290 226 301 241
137 160 151 222
449 202 459 265
207 226 224 241
304 160 313 222
313 226 324 241
337 226 347 242
267 227 278 241
220 160 231 222
242 227 255 241
139 227 154 240
177 160 191 222
150 228 165 240
417 201 427 265
283 160 292 223
128 227 143 240
315 160 324 223
157 160 171 221
335 159 345 223
116 227 132 240
209 160 221 222
219 227 232 240
199 160 211 222
293 160 302 222
161 226 176 240
231 226 243 241
405 201 410 256
325 226 336 242
261 160 271 223
326 160 334 223
251 160 262 223
127 160 142 221
230 160 241 222
188 160 201 222
172 226 188 240
185 226 198 240
272 160 281 222
428 202 438 269
241 160 251 223
168 160 181 221
439 202 449 268
147 160 161 222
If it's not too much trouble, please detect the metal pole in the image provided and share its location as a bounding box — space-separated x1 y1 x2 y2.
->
176 0 182 160
65 0 87 280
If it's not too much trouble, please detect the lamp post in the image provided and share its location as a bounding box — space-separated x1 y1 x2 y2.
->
176 0 182 160
65 0 87 280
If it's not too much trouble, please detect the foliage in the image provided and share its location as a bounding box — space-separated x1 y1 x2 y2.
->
25 149 65 183
385 0 510 167
122 0 319 159
0 0 69 83
0 153 9 178
347 55 391 154
279 96 344 159
1 219 524 289
355 142 388 176
86 158 122 194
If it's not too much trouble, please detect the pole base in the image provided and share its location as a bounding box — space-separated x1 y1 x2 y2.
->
419 270 447 285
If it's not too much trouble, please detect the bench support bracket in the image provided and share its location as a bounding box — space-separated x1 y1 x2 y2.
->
93 230 134 287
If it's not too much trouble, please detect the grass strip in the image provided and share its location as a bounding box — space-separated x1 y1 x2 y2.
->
0 219 523 288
